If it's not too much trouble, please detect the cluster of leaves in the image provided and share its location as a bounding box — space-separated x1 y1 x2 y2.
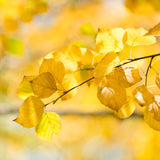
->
15 23 160 140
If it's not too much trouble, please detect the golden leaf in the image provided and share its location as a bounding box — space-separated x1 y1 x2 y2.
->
114 97 136 119
96 28 125 54
107 66 142 88
93 52 120 82
13 96 44 128
58 74 78 100
52 47 78 73
31 72 57 98
17 76 36 99
39 59 65 83
144 97 160 131
132 85 154 106
35 112 61 140
156 72 160 89
97 77 127 111
147 22 160 36
125 28 156 46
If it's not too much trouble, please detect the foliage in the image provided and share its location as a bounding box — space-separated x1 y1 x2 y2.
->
14 22 160 140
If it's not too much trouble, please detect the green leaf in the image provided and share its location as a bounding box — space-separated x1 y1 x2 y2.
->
35 112 61 140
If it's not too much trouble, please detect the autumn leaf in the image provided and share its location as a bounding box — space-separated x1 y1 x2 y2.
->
156 72 160 89
93 52 120 82
114 97 136 119
146 22 160 36
13 96 44 128
17 75 36 99
144 96 160 131
31 72 57 98
35 112 61 140
58 74 78 100
39 59 65 83
96 28 125 54
132 85 154 106
107 66 142 88
97 76 127 111
125 28 156 46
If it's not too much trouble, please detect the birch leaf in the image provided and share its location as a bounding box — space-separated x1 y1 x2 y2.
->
35 112 61 140
31 72 57 98
13 96 44 128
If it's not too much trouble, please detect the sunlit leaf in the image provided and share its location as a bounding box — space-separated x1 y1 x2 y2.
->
80 23 96 36
17 76 36 99
52 47 78 73
132 85 154 106
35 112 61 140
125 28 156 46
96 28 125 54
31 72 57 98
13 96 44 128
93 52 120 82
144 96 160 131
39 59 65 83
147 22 160 36
156 72 160 89
107 66 142 88
58 74 78 100
114 97 136 119
97 76 127 111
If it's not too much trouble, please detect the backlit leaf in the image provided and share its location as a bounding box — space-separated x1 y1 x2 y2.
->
156 72 160 89
13 96 44 128
114 97 136 119
147 22 160 36
107 66 142 88
58 74 78 100
93 52 120 82
39 59 65 83
17 76 36 99
144 97 160 131
31 72 57 98
35 112 61 140
125 28 156 46
96 28 125 54
132 85 154 106
97 76 127 111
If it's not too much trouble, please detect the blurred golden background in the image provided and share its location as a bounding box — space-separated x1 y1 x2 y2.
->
1 0 160 159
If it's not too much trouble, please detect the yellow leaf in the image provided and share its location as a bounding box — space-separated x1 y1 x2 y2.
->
52 47 78 73
114 97 136 119
125 28 156 46
132 85 154 106
17 76 36 99
13 96 44 128
68 45 84 62
93 52 120 82
35 112 61 140
147 22 160 36
39 59 65 83
107 66 142 88
96 28 125 54
156 72 160 89
97 76 127 111
144 97 160 131
31 72 57 98
58 74 78 100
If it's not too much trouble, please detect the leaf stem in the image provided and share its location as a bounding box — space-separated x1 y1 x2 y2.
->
45 77 94 106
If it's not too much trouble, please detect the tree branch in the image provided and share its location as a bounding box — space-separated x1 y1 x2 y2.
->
115 53 160 68
45 76 95 106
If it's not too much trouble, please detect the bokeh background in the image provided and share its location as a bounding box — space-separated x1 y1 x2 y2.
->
1 0 160 159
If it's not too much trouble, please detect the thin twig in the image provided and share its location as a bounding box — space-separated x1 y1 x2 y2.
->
45 76 95 106
115 53 160 68
145 57 154 85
